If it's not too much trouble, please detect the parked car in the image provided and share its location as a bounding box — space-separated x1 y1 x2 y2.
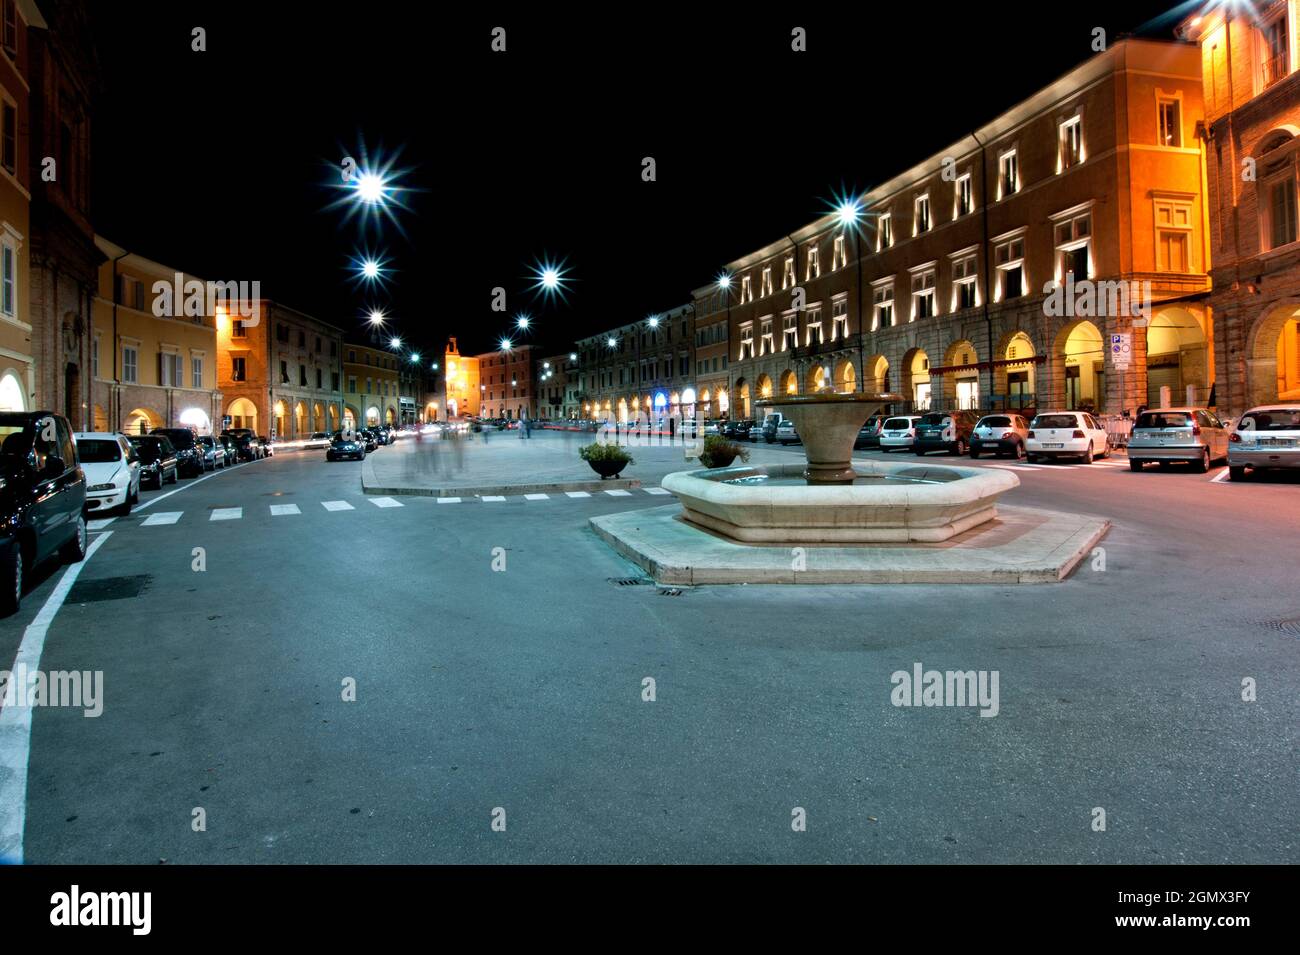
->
196 434 225 470
151 427 205 477
1228 405 1300 480
723 419 755 441
0 412 88 614
326 435 366 461
74 432 141 515
854 415 885 450
1026 411 1110 463
760 414 786 443
914 410 980 456
258 435 275 457
303 431 331 450
217 433 238 467
129 434 180 488
1127 408 1228 472
357 428 379 452
228 432 261 462
970 414 1031 459
879 415 922 452
702 419 721 437
775 419 800 445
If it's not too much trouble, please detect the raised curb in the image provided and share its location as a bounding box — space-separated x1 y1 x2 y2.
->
360 455 641 497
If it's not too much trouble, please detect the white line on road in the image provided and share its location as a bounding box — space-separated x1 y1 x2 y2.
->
369 497 403 508
435 497 461 504
985 465 1038 472
644 487 671 495
0 530 112 863
604 489 633 497
523 494 549 500
210 508 243 521
481 496 506 502
141 511 183 526
321 500 355 511
87 517 116 530
133 460 254 512
1210 468 1231 483
565 491 591 498
270 504 300 516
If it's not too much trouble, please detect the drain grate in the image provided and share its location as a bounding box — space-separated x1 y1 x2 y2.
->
608 577 650 587
658 588 684 597
67 574 152 604
1257 617 1300 637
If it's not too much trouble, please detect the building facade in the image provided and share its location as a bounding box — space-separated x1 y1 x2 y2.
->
342 338 399 429
27 0 101 429
0 0 38 415
90 237 223 435
441 337 479 419
1181 1 1300 413
217 300 343 438
692 285 731 419
574 303 697 422
476 343 534 419
723 38 1210 419
534 351 578 419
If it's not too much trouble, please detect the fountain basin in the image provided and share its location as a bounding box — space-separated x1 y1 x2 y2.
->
661 460 1019 543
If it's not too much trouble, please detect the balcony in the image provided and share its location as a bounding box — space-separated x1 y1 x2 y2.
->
1261 52 1290 91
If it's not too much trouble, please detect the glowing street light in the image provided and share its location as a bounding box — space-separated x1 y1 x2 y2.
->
647 315 660 329
606 336 617 349
500 337 513 352
368 310 386 327
515 314 531 331
837 199 862 226
528 256 572 303
568 352 577 361
389 336 403 349
410 352 421 364
356 172 387 204
716 272 732 290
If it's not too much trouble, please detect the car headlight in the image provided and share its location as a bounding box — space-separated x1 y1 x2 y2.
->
88 483 115 492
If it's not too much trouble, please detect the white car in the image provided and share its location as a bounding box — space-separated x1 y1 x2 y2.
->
74 432 141 516
1026 411 1110 463
302 431 331 450
879 415 922 452
1228 405 1300 480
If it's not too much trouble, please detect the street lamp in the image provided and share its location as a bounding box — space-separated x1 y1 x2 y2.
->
368 309 386 328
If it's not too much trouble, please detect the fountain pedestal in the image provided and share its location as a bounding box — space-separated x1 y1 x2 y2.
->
757 393 901 485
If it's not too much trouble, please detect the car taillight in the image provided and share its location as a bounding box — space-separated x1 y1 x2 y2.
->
1000 432 1013 440
1027 430 1035 438
1072 430 1085 438
1191 425 1201 435
1230 431 1240 443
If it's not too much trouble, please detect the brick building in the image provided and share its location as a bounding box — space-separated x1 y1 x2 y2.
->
1180 1 1300 413
575 303 696 422
722 37 1210 419
342 337 399 429
477 343 534 420
691 284 731 419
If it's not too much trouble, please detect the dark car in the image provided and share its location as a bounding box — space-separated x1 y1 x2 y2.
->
374 425 393 445
326 435 366 461
257 435 274 457
195 434 224 470
216 433 237 467
225 432 261 462
357 428 378 452
130 434 180 488
854 415 885 450
151 427 205 477
0 412 88 614
913 410 981 456
723 419 755 441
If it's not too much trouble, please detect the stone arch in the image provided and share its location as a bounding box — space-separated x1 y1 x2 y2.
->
343 404 360 430
755 373 773 399
779 368 799 396
123 406 163 435
293 401 307 436
834 357 856 394
0 368 25 412
902 347 931 410
1245 300 1300 406
1051 319 1105 411
863 354 890 394
313 402 325 431
735 378 750 418
941 339 981 409
806 364 831 393
227 397 258 431
1147 305 1210 407
994 329 1038 410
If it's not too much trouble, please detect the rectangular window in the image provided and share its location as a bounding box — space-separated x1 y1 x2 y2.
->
1263 16 1289 88
832 235 847 270
805 245 820 281
276 323 289 343
1270 180 1296 248
122 346 138 383
872 282 894 330
878 213 893 250
232 320 246 338
782 255 795 289
782 312 798 350
995 236 1026 299
1158 98 1182 147
332 373 340 391
1 101 15 175
0 241 13 316
299 365 307 386
1054 211 1092 279
910 270 936 320
316 368 323 389
759 266 773 297
955 173 972 217
805 307 823 346
348 376 356 393
280 360 289 384
231 357 246 381
999 150 1018 198
914 193 931 234
760 319 774 356
160 353 182 387
1059 115 1083 170
952 255 978 311
740 274 753 304
192 356 203 389
2 0 16 57
831 297 849 339
91 337 99 378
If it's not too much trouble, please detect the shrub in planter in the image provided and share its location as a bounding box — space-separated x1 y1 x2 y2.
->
698 435 750 469
579 441 634 478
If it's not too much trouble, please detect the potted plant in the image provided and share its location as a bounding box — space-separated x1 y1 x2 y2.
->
698 435 750 469
579 441 634 479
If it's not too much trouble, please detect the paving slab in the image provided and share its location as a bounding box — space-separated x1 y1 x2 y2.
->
590 503 1110 585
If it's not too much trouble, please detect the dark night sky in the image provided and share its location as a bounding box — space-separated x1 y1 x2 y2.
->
87 1 1196 360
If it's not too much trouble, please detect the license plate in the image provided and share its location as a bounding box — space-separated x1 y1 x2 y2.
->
1260 438 1295 447
1043 443 1064 449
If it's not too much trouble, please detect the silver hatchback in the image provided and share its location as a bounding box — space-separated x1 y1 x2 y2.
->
1228 405 1300 480
1127 408 1229 473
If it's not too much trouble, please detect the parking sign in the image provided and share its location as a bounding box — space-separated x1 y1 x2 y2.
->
1111 333 1131 370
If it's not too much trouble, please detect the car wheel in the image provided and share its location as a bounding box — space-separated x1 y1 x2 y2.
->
1229 465 1246 481
914 448 926 456
1015 442 1027 461
61 514 88 563
1128 458 1143 471
1193 448 1210 473
168 466 178 484
0 542 22 616
1082 444 1094 464
953 439 967 456
1026 453 1039 463
969 448 980 459
118 492 133 516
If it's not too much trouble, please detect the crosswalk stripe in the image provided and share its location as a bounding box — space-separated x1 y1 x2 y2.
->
88 517 116 530
436 497 462 504
524 493 549 500
644 487 671 495
986 465 1036 472
321 500 354 511
481 495 506 502
604 489 633 497
142 511 182 526
210 508 242 521
565 491 591 498
369 497 403 508
270 504 301 516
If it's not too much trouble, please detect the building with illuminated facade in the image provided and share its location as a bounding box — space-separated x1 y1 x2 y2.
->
721 37 1210 418
535 351 579 419
342 337 401 429
575 302 696 422
477 343 535 420
1180 1 1300 412
441 337 479 419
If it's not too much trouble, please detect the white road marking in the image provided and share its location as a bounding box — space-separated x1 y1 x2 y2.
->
481 495 506 502
604 489 633 497
986 465 1037 472
87 517 116 530
644 487 671 495
321 500 355 511
369 497 403 508
524 493 549 500
0 530 112 863
1210 468 1231 483
210 508 242 521
142 511 183 526
270 504 300 516
133 460 252 512
436 497 461 504
565 491 591 498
